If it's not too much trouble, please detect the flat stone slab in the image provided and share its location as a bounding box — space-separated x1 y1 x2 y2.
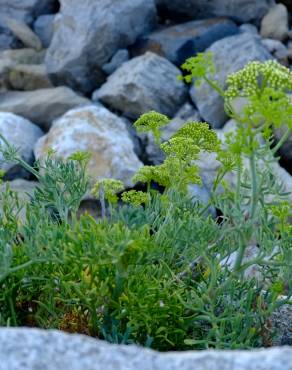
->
0 328 291 370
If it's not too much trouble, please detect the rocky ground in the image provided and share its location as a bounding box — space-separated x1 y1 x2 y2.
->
0 0 292 365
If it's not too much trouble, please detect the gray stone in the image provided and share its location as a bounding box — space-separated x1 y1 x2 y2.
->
45 0 157 93
272 304 292 346
0 0 57 25
239 23 259 35
0 48 45 65
0 25 20 51
261 39 288 65
95 52 188 119
155 0 275 24
131 18 239 66
0 87 90 131
0 48 45 90
0 328 292 370
102 49 129 75
260 4 289 41
190 33 272 128
0 112 43 178
34 105 142 188
4 17 42 50
7 64 52 91
33 14 55 48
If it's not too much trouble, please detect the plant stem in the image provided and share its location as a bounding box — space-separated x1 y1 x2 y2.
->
249 151 258 220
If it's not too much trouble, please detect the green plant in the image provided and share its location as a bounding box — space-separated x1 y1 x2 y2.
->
0 56 291 351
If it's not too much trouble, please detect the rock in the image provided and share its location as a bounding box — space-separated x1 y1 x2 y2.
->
287 41 292 60
102 49 129 75
0 48 45 65
0 48 45 90
33 14 55 48
0 112 43 178
260 4 289 41
261 39 288 65
0 24 20 51
155 0 275 24
131 18 239 66
272 303 292 346
1 328 292 370
190 33 272 128
0 0 57 25
0 87 90 131
34 105 142 188
142 102 201 165
4 17 42 50
45 0 157 94
0 179 38 222
7 64 52 91
95 52 187 119
239 24 259 35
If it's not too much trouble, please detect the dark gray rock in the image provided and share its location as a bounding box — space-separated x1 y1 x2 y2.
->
155 0 275 24
45 0 157 94
131 18 239 66
95 52 187 119
0 0 57 25
0 87 90 131
190 33 272 128
0 328 292 370
102 49 130 75
33 14 55 48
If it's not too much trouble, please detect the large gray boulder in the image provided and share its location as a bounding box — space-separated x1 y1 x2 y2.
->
0 328 292 370
155 0 275 24
34 105 142 188
0 112 43 178
45 0 157 94
95 52 188 119
0 87 90 131
190 33 272 128
131 18 239 66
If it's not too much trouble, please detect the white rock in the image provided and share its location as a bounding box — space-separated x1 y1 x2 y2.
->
0 112 43 175
260 4 289 41
34 105 142 188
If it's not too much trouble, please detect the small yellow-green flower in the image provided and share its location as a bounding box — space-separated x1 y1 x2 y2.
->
134 111 170 145
92 178 124 204
121 190 148 207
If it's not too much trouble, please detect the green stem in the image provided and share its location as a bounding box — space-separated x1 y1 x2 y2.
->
249 150 258 220
271 128 291 155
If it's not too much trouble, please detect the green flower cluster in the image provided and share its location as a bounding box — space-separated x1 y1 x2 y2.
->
225 60 292 99
121 190 148 207
133 157 201 191
173 122 221 152
92 178 124 204
134 111 170 144
180 52 215 86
